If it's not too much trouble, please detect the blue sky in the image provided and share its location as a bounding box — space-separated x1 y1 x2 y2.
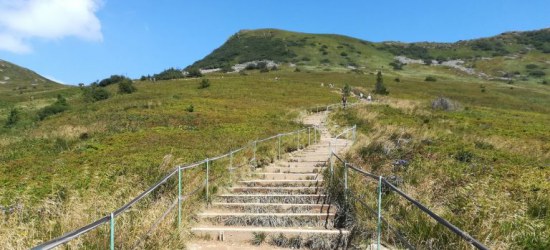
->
0 0 549 85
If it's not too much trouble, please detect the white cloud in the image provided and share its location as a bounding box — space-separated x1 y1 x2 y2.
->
0 0 103 53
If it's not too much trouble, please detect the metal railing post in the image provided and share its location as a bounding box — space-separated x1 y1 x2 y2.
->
308 127 311 146
314 126 317 144
344 163 348 190
229 151 233 183
110 213 115 250
353 124 357 142
206 159 210 203
377 176 382 250
177 166 182 229
277 134 281 159
329 142 333 182
253 140 257 161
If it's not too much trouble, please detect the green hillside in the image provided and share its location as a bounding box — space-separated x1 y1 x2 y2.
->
0 59 65 93
188 28 549 84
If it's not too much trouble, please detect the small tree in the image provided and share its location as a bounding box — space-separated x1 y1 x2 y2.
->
342 83 351 97
373 71 389 95
198 79 210 89
118 79 137 94
5 108 19 128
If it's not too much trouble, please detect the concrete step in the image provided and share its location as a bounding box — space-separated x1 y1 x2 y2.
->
261 166 324 173
251 172 320 180
215 194 328 204
273 161 326 168
198 212 336 228
228 186 323 195
191 226 350 245
209 203 334 213
238 179 324 187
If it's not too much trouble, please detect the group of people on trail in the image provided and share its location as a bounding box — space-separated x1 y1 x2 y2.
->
342 91 372 107
359 93 372 102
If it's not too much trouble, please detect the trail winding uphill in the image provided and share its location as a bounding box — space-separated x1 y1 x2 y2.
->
187 111 353 249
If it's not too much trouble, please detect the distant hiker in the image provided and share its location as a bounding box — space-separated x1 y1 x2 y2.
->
360 93 364 99
321 83 324 87
367 94 372 102
342 95 347 109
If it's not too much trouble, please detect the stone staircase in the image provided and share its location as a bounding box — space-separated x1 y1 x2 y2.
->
188 113 352 249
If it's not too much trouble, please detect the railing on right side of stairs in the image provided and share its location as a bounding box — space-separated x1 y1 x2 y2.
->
327 125 489 250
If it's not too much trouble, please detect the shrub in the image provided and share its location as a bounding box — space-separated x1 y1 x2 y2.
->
154 68 184 80
198 79 210 89
527 196 549 219
82 84 110 102
542 80 548 85
118 79 137 94
4 108 19 128
525 64 539 70
425 76 437 82
455 149 474 163
529 70 546 77
186 68 203 78
185 104 194 112
394 77 400 82
38 95 69 120
474 140 494 150
340 52 348 57
431 97 459 111
98 75 128 87
256 62 268 69
389 60 404 70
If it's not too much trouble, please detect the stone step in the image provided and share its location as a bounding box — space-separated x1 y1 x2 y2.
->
228 186 323 195
191 226 350 246
215 194 328 204
238 179 324 187
261 166 324 173
209 202 334 213
251 172 320 180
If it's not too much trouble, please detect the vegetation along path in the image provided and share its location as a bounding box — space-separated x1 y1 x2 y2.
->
187 111 352 249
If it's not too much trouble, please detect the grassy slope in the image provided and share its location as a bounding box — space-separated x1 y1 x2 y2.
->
330 71 549 249
0 71 350 248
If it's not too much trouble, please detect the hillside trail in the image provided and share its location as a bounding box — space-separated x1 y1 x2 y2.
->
186 111 353 249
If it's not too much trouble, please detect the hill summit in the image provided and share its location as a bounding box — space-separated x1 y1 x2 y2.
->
187 28 549 81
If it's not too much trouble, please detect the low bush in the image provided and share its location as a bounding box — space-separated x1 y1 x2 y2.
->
198 79 210 89
82 84 110 102
37 95 69 120
431 97 460 111
118 79 137 94
425 76 437 82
